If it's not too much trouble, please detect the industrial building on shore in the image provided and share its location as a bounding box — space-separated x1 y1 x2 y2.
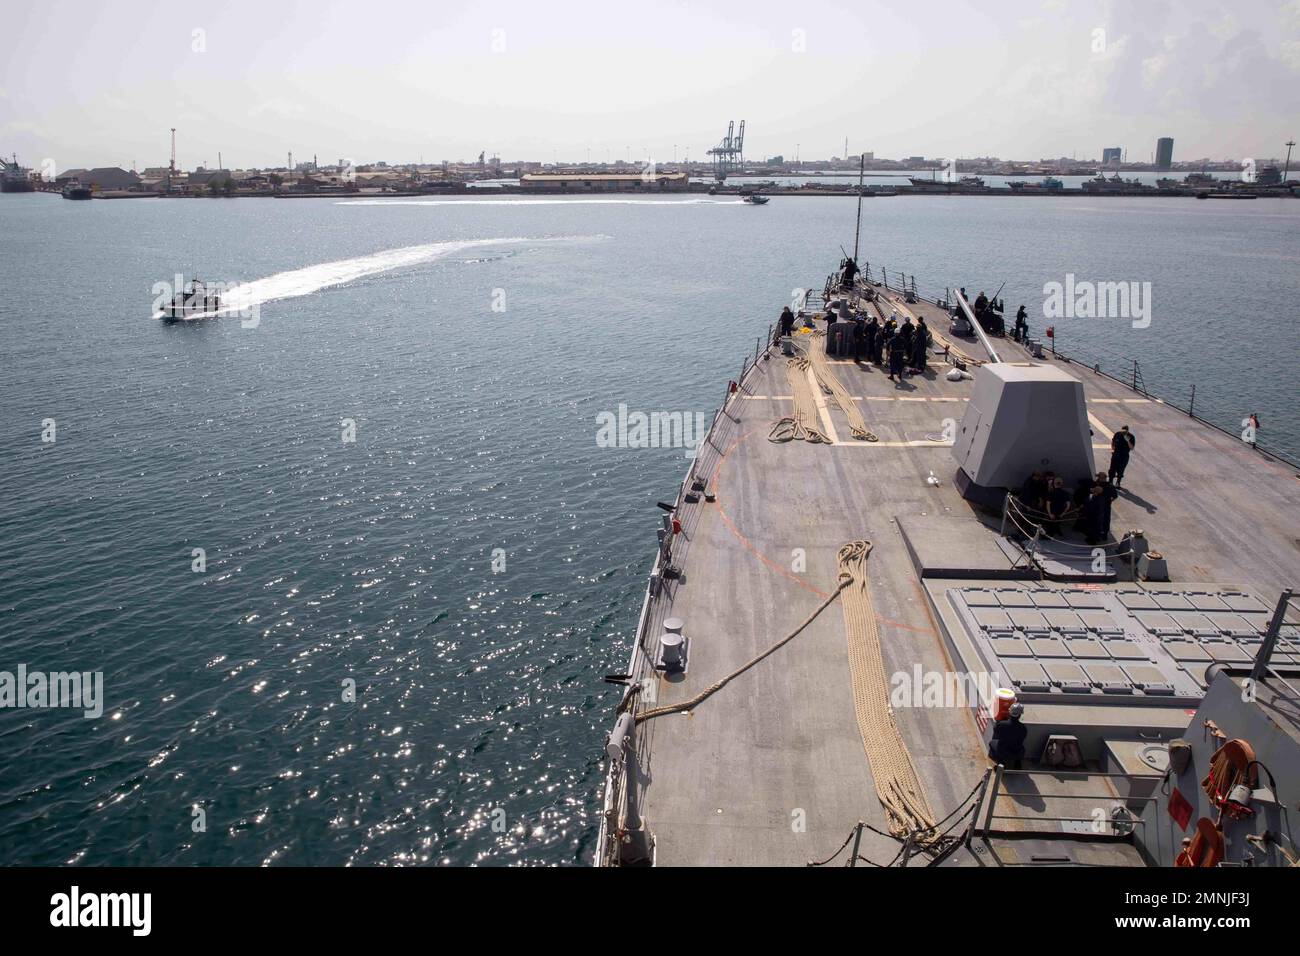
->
519 171 689 192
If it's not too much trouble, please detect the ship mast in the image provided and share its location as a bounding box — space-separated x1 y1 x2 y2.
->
852 152 865 262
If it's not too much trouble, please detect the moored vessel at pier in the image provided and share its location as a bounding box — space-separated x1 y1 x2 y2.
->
1 153 36 192
61 180 92 200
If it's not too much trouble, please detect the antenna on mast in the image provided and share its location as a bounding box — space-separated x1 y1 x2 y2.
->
852 152 865 262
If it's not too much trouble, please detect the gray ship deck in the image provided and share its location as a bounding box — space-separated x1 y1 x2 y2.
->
613 288 1300 867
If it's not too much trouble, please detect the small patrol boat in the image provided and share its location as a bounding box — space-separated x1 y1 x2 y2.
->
160 280 221 321
743 193 769 205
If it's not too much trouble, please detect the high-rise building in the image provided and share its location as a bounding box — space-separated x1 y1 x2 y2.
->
1102 147 1122 165
1156 137 1174 170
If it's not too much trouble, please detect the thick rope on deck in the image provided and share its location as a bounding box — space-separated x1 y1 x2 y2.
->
768 357 830 444
634 579 849 724
807 331 878 442
836 540 940 843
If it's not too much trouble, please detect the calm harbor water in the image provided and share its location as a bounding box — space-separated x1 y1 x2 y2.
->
1 192 1297 865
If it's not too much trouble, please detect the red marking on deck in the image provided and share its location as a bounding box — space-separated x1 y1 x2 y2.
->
709 425 831 599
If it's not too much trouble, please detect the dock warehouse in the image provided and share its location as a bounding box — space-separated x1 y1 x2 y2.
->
519 171 689 192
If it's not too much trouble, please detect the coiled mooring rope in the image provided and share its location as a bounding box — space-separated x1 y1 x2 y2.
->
768 356 830 444
808 331 878 442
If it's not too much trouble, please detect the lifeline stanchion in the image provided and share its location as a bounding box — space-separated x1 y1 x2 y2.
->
849 821 864 868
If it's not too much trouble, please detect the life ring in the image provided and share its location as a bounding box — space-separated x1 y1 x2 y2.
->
1175 817 1224 867
1201 738 1257 812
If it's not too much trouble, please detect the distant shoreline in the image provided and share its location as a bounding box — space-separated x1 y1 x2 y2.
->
18 185 1297 200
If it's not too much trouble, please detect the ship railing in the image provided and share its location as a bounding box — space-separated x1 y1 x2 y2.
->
1002 493 1139 556
829 263 947 313
868 276 1299 467
825 266 1299 465
970 764 1171 862
597 321 774 866
1247 587 1300 704
1001 494 1150 581
1000 496 1045 576
819 762 1177 867
1049 337 1300 469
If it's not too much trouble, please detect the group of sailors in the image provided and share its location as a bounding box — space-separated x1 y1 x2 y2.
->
778 304 931 381
962 288 1005 336
1016 470 1119 545
1014 428 1135 545
954 288 1033 344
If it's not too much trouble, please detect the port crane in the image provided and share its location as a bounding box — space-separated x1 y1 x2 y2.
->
707 120 744 181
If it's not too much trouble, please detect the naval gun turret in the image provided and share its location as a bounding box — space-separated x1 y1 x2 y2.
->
949 290 1095 506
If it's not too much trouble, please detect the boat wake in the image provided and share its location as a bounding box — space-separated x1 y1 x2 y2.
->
152 236 593 320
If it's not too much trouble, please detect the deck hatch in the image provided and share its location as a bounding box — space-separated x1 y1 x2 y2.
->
1168 611 1214 632
1101 637 1149 660
1004 660 1051 692
1028 637 1071 657
1222 592 1269 613
1134 611 1177 632
1203 642 1252 663
1043 661 1091 692
1122 664 1175 695
1164 640 1211 663
1043 609 1086 632
1064 637 1108 659
973 607 1013 630
1082 663 1133 693
1008 609 1049 630
990 637 1032 657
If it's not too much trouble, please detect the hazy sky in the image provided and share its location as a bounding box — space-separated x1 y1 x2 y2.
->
2 0 1298 171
